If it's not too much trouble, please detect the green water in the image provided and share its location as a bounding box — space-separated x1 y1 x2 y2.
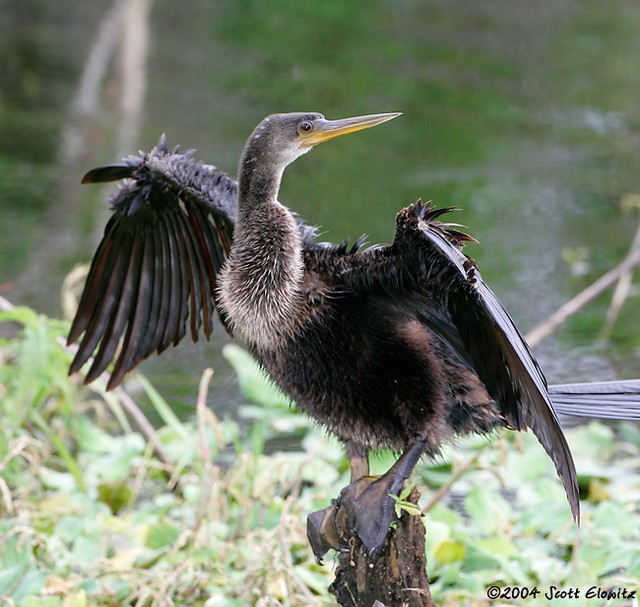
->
2 0 639 412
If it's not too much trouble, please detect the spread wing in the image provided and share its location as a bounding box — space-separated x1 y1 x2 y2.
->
68 137 237 389
345 201 579 521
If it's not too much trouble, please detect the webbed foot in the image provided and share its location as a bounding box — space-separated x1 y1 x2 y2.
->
307 500 345 564
344 473 407 558
308 437 427 562
344 437 427 557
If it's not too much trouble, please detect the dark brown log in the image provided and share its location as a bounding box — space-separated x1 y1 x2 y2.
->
328 485 434 607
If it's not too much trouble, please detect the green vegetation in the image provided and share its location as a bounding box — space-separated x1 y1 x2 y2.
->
1 302 639 606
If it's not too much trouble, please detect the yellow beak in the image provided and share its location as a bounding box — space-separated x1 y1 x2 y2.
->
299 112 402 147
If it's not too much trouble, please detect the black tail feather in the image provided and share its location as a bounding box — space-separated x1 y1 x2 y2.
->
549 379 640 420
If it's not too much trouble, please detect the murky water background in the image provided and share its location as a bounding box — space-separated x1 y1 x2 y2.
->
2 0 639 418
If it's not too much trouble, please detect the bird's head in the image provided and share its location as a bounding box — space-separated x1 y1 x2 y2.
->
244 111 402 172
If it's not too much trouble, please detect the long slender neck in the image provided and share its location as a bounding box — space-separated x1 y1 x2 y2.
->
218 144 305 350
234 146 297 249
237 148 284 218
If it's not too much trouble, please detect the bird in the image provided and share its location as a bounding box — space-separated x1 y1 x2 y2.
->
68 112 640 559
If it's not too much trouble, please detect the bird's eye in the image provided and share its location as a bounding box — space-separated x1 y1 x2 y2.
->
299 121 314 133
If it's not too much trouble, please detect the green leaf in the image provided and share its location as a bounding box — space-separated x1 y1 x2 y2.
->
618 421 640 448
21 597 62 607
137 374 192 443
38 468 76 492
568 422 616 461
293 564 332 594
145 518 181 550
72 533 102 564
0 306 39 328
5 568 45 602
427 503 464 528
591 501 636 537
475 536 517 558
97 480 134 514
1 534 31 568
62 590 87 607
0 564 27 595
55 515 84 542
463 485 512 533
83 433 145 482
204 598 252 607
434 539 465 564
74 416 119 454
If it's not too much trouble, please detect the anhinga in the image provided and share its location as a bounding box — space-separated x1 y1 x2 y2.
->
68 112 640 559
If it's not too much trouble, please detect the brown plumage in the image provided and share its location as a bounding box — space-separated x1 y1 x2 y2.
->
68 112 640 558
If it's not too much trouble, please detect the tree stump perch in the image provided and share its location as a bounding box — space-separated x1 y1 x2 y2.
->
317 485 434 607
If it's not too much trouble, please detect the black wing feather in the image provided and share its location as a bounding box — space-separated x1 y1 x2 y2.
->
69 224 133 374
68 138 237 387
175 205 208 341
137 225 164 358
82 164 134 184
70 137 323 387
164 209 190 348
68 215 124 347
108 228 155 389
347 201 580 521
150 215 174 354
87 230 145 383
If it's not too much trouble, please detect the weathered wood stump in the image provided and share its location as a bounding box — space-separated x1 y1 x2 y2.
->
310 484 434 607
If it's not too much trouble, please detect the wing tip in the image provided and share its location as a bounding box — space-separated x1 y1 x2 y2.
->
82 165 134 184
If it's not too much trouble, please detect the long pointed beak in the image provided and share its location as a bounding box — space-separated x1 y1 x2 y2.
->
300 112 402 147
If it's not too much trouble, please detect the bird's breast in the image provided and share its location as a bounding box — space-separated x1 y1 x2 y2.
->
218 209 306 350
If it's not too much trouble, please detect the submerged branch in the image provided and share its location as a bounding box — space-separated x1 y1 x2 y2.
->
600 218 640 339
526 229 640 348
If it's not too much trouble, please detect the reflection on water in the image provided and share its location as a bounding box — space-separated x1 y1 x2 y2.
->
1 0 639 414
